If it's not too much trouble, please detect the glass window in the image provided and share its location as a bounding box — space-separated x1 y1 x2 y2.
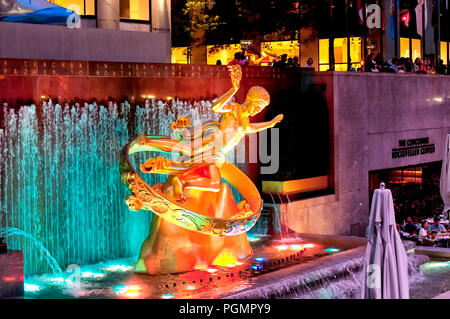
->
260 41 300 60
319 37 361 71
411 39 421 61
207 44 242 65
349 37 361 65
400 37 410 58
120 0 150 21
319 39 329 70
400 37 421 60
49 0 95 16
441 42 448 65
171 47 188 64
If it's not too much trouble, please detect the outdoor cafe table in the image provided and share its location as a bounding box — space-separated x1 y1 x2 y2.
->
437 233 450 248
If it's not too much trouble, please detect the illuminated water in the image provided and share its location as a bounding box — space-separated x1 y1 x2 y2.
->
22 236 357 299
0 100 241 276
0 227 61 274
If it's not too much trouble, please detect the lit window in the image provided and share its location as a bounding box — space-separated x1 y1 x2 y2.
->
120 0 150 21
48 0 95 15
319 37 361 71
207 44 242 65
400 37 421 60
171 47 189 64
411 39 421 61
319 39 329 70
400 37 410 58
260 41 300 60
441 42 448 65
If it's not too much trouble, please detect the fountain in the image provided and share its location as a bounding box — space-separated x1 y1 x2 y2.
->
0 227 61 273
120 65 284 274
0 64 435 300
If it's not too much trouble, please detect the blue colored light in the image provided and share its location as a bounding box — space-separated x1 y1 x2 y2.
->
254 257 265 262
113 285 127 295
325 248 340 253
161 294 174 299
251 265 259 270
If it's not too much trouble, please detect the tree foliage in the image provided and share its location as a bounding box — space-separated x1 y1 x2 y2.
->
172 0 328 47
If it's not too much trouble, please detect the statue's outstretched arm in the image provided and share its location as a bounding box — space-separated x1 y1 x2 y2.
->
212 65 242 113
246 114 284 133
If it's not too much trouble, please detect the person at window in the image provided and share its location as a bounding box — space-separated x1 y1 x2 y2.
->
413 58 423 73
229 53 241 66
216 60 222 65
436 59 446 74
402 58 413 73
364 53 377 72
304 57 314 69
375 53 384 71
273 54 288 68
292 56 300 68
238 53 248 66
428 217 447 233
423 58 435 74
287 57 294 68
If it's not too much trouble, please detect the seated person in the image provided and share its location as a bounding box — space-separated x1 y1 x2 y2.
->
397 223 410 239
429 231 442 247
404 216 418 235
417 221 430 245
428 217 447 233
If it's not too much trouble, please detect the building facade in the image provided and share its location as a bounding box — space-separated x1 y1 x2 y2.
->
0 0 172 63
171 0 450 72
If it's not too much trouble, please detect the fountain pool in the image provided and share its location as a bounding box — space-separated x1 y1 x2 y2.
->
21 234 365 299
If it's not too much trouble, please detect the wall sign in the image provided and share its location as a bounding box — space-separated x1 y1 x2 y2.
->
392 137 435 159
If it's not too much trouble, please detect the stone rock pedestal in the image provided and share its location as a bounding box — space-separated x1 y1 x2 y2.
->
0 250 24 298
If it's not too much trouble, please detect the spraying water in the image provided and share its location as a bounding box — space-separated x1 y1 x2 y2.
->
0 99 241 276
0 227 62 274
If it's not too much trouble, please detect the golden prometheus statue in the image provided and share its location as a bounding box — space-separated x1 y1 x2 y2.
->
120 65 283 274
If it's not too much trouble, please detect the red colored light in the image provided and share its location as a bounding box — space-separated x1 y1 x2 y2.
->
2 276 16 282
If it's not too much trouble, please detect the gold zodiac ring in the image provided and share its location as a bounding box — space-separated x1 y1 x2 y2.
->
119 136 263 237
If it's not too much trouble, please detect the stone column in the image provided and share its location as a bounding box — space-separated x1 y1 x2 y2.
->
97 0 120 30
151 0 171 32
151 0 172 63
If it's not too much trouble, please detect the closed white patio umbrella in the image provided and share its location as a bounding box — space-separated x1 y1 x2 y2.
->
440 134 450 219
361 183 409 299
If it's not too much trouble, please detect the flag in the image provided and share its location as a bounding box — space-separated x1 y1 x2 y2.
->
390 0 395 40
358 0 364 25
415 0 429 37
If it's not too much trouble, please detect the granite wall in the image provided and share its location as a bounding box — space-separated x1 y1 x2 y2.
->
282 72 450 236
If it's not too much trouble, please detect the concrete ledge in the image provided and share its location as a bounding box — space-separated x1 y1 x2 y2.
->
414 246 450 259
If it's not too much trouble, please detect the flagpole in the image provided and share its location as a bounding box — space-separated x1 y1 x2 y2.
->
395 0 400 57
329 0 335 71
422 0 426 58
346 0 351 70
362 0 368 66
436 0 441 63
379 0 384 61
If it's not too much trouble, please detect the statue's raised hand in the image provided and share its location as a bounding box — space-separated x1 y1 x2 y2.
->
227 65 242 90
